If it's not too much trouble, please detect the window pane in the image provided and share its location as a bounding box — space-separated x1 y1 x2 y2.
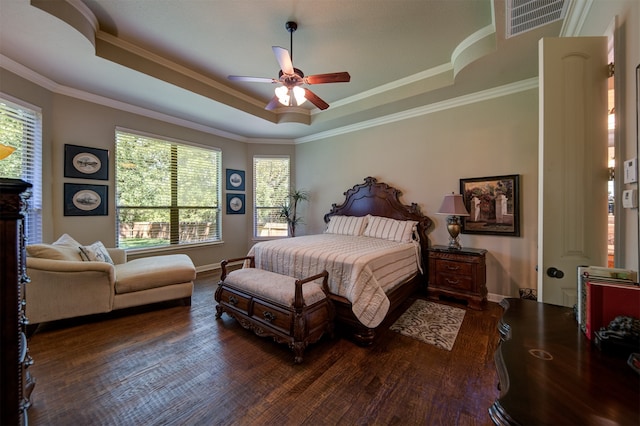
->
254 156 289 237
117 208 171 248
116 130 221 249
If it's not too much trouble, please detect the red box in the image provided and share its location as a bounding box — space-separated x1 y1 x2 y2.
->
585 280 640 340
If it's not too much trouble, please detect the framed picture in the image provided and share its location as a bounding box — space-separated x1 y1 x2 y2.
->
64 183 108 216
459 174 520 237
64 144 109 180
226 169 245 191
226 193 245 215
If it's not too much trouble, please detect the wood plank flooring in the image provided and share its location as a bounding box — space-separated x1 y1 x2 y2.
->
25 272 503 426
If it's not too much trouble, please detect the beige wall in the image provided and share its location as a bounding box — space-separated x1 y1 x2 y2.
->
296 90 539 298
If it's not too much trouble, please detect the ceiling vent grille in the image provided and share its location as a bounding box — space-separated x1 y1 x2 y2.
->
506 0 568 38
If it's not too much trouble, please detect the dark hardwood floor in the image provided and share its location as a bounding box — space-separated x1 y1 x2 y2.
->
26 271 503 425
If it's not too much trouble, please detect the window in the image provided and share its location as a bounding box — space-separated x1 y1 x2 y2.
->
253 156 290 237
115 129 221 249
0 96 43 244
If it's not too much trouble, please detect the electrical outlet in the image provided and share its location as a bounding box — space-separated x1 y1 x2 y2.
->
622 189 638 208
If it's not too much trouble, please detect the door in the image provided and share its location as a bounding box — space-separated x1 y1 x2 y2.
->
538 36 609 307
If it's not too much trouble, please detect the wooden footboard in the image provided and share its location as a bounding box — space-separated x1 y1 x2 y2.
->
330 273 423 345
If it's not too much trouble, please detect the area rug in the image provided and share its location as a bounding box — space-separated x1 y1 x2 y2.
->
390 299 466 351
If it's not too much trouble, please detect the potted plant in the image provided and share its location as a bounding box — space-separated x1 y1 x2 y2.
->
279 188 309 237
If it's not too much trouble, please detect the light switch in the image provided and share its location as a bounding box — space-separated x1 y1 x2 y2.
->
624 158 638 184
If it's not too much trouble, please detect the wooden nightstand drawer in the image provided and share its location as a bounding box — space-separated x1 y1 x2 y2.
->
435 272 474 291
435 259 473 276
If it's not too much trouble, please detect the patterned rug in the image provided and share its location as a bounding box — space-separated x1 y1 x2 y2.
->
390 299 466 351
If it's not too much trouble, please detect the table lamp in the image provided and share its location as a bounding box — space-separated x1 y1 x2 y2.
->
437 193 470 250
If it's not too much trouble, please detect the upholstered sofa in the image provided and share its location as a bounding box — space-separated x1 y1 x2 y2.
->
24 234 196 325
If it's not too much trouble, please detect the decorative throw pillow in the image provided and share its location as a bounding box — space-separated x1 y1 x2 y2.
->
26 233 83 261
325 215 368 236
79 241 114 264
363 215 418 243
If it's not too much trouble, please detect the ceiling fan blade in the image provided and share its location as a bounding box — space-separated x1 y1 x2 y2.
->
265 96 281 111
273 46 294 75
305 72 351 85
303 88 329 110
228 75 278 84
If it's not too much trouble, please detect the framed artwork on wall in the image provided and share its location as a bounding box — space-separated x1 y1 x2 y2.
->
226 169 245 191
459 174 520 237
64 183 108 216
64 144 109 180
226 193 245 215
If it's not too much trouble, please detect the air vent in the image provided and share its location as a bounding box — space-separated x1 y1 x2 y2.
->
506 0 568 38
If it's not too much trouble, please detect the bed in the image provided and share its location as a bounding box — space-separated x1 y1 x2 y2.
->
247 176 433 345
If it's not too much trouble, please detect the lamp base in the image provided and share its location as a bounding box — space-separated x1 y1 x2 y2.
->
446 216 463 250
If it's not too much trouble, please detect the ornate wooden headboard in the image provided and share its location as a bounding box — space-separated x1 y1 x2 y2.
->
324 177 433 269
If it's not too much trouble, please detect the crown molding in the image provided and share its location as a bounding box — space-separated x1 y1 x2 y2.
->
3 54 538 145
561 0 594 37
0 55 250 143
296 78 538 144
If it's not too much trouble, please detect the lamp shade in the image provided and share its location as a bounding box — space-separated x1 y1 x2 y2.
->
437 193 469 216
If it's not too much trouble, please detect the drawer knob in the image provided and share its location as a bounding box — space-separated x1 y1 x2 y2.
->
228 295 239 305
263 311 277 322
445 278 460 285
446 265 460 271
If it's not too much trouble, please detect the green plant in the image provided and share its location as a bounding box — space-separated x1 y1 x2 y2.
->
279 188 309 237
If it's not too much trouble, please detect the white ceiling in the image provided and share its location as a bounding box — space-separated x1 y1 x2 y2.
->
0 0 570 142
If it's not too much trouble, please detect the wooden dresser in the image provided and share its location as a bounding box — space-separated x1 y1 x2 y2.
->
0 178 35 425
490 298 640 425
427 245 487 309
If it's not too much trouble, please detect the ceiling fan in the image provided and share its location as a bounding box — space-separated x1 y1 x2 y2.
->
228 21 351 111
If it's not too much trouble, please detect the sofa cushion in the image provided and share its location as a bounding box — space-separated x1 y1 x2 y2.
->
26 233 83 261
115 254 196 294
79 241 114 264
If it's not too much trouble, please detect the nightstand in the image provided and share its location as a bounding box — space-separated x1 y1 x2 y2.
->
427 245 487 310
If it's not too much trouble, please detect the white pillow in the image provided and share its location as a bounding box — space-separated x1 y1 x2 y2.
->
26 233 83 261
79 241 114 264
363 215 418 243
325 215 368 236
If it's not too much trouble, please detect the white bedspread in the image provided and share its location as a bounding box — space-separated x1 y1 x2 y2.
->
247 234 420 328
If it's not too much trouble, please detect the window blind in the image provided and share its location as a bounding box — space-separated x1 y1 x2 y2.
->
0 96 43 243
253 155 290 237
116 129 221 248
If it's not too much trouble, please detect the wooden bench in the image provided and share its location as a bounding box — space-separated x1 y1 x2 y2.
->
214 256 334 363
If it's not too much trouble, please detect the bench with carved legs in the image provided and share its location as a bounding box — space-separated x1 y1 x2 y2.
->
214 256 334 363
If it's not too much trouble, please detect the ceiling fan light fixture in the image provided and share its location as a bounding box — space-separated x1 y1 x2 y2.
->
292 86 306 106
275 85 290 105
275 85 307 107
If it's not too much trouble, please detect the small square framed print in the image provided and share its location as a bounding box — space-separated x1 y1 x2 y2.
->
226 193 245 215
226 169 245 191
64 183 108 216
64 144 109 180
